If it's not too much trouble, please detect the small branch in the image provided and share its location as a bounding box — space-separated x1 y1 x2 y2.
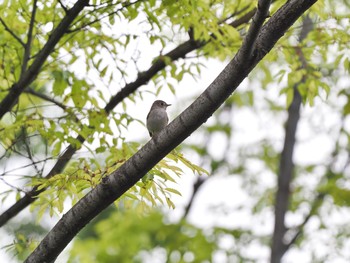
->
24 88 83 127
283 193 325 252
182 176 206 218
0 177 28 194
229 8 257 28
57 0 68 14
21 0 38 76
218 4 251 25
239 0 271 59
0 17 25 47
21 127 41 175
24 88 67 110
67 0 145 33
0 156 54 178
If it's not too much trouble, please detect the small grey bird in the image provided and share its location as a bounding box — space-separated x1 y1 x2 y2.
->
146 100 171 137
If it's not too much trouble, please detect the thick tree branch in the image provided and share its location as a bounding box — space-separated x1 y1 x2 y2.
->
0 8 256 227
24 1 318 262
0 0 89 120
270 16 313 263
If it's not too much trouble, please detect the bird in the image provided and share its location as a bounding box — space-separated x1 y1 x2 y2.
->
146 100 171 137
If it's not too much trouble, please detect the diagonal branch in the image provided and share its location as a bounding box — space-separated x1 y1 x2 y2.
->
104 40 202 113
0 0 89 120
283 193 325 252
57 0 68 14
0 17 25 47
105 5 258 113
24 1 318 262
0 8 257 227
182 176 206 218
24 88 67 110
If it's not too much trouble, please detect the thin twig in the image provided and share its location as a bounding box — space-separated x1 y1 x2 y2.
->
0 17 25 47
67 0 145 33
22 127 42 175
0 177 28 194
0 156 55 177
21 0 38 76
57 0 68 13
24 88 67 110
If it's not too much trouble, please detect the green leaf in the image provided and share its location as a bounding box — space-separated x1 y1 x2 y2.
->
286 87 294 108
52 71 67 96
166 197 175 209
165 187 182 196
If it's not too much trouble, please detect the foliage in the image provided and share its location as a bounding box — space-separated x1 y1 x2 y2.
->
0 0 349 262
69 208 217 263
29 150 207 220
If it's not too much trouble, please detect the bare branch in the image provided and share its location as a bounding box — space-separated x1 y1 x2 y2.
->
0 17 25 47
0 177 27 194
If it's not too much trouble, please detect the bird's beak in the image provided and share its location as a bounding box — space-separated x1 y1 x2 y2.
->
166 103 171 107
